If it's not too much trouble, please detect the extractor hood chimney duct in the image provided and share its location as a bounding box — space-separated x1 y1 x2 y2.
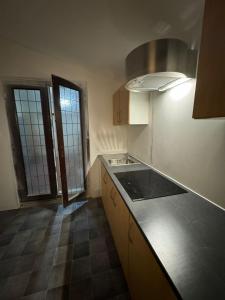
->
125 38 198 92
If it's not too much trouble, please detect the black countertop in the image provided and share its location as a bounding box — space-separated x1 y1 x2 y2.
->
99 154 225 300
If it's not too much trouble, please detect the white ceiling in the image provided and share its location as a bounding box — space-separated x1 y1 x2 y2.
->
0 0 204 78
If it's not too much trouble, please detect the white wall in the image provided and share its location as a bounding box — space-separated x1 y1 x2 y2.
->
128 80 225 208
0 37 127 210
0 82 20 210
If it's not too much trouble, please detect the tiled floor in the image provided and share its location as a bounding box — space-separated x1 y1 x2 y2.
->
0 198 130 300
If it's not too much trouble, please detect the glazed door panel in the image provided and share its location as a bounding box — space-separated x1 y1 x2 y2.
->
52 75 85 206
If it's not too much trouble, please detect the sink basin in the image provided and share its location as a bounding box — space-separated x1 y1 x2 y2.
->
108 155 140 166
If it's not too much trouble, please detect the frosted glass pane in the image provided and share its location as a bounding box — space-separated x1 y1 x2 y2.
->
59 85 84 195
14 88 50 196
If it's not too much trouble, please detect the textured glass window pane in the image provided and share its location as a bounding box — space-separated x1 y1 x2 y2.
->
35 90 41 101
59 85 84 194
14 90 20 100
24 125 32 135
71 90 76 101
21 101 29 113
33 135 40 146
68 136 73 146
39 125 44 135
30 113 38 124
14 88 50 196
27 90 36 101
71 113 76 123
40 135 45 145
16 101 22 112
62 125 67 135
67 124 73 135
29 101 37 112
19 125 25 135
37 165 44 176
17 113 23 124
37 102 42 112
20 90 28 100
20 135 26 146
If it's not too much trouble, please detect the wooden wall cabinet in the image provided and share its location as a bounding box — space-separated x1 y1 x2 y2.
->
113 86 149 125
101 163 177 300
193 0 225 118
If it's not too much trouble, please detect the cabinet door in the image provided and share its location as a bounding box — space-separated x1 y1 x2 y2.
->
129 92 149 124
119 86 129 125
105 181 129 281
193 0 225 118
113 90 120 125
101 164 110 216
106 181 117 229
101 167 116 227
113 190 129 280
128 216 177 300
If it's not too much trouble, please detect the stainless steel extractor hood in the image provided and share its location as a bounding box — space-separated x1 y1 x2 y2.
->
125 39 198 92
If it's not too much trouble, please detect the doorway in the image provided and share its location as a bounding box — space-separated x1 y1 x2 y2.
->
8 76 86 206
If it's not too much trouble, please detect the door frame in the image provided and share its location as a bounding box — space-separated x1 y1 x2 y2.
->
7 85 57 201
52 75 86 207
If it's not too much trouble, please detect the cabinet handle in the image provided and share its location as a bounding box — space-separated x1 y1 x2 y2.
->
117 112 120 123
103 173 107 184
128 222 133 244
110 187 117 207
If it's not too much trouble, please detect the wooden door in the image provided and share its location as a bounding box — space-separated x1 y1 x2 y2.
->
128 216 177 300
52 75 86 206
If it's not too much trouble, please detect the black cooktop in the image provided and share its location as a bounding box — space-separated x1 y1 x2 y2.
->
115 169 187 201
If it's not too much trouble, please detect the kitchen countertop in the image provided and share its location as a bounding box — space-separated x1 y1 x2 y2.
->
99 154 225 300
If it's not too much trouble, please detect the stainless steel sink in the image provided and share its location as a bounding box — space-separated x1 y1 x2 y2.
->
108 155 140 166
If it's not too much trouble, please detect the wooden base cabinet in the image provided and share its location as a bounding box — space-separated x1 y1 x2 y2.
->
101 163 177 300
101 164 129 280
128 216 177 300
109 186 129 280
